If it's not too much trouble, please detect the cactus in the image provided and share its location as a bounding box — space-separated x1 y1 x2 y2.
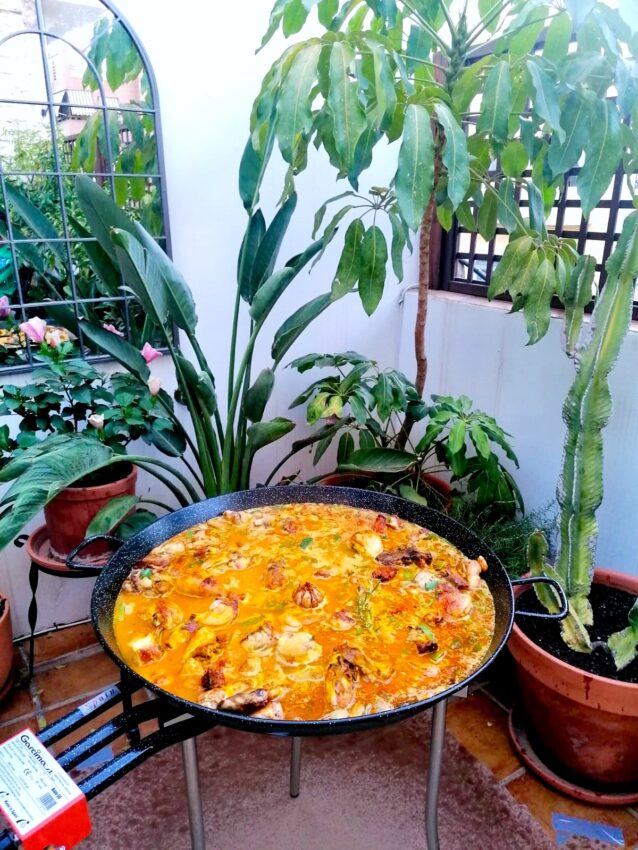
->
534 212 638 661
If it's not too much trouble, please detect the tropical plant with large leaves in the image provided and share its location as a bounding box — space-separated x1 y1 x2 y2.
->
0 167 359 549
253 0 638 436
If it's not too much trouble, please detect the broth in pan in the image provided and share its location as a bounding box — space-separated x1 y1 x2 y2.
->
114 503 495 720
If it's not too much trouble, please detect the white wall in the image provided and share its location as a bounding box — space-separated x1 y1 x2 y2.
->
399 291 638 578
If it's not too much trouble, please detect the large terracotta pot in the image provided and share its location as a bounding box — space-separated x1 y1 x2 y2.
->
0 597 13 701
508 568 638 787
318 471 452 510
44 464 137 561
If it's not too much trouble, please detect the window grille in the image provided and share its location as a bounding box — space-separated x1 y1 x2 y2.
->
0 0 170 372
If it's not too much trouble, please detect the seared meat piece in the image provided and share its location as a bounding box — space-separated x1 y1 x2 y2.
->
333 610 356 630
219 689 270 714
293 581 324 609
372 566 398 583
253 700 284 720
467 556 488 588
376 547 433 567
130 634 164 665
175 575 219 597
241 622 276 655
122 569 174 596
201 660 226 690
372 514 387 533
415 640 438 655
199 688 227 709
440 588 473 617
446 571 470 590
351 531 384 558
282 518 297 534
199 597 238 627
276 631 323 666
265 561 286 589
151 601 183 631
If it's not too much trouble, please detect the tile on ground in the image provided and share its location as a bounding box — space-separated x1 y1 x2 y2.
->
34 649 119 708
23 622 98 668
446 690 521 780
506 772 638 846
0 715 40 743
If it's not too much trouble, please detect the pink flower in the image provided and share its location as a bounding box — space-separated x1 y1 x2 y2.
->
88 413 104 430
0 296 11 319
103 323 124 338
141 342 162 364
20 316 47 344
147 376 161 397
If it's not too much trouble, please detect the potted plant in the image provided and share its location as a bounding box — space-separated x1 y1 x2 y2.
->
0 593 13 701
266 351 522 517
508 216 638 797
0 324 179 559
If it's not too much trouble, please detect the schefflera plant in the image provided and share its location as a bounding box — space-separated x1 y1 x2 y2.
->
528 213 638 670
252 0 638 443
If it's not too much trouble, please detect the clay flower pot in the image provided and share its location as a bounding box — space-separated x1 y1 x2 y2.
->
0 597 13 701
318 471 452 511
508 568 638 789
44 463 137 561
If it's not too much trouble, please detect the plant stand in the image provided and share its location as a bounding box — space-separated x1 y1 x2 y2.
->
15 527 104 680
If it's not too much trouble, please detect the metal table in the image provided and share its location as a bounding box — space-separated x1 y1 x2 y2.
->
0 674 456 850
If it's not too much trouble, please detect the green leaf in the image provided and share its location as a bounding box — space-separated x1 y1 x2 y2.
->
470 423 491 460
75 175 138 263
239 138 263 211
243 368 275 422
576 99 622 218
249 268 296 322
327 42 367 169
565 0 594 27
74 320 150 381
332 218 365 298
497 179 522 234
337 431 355 464
477 190 497 241
526 59 565 144
359 225 388 316
542 12 572 63
277 42 322 164
246 417 295 452
318 0 338 26
283 0 309 35
524 256 555 345
526 180 546 237
250 193 298 295
389 214 406 282
501 140 528 178
434 103 470 211
238 210 267 300
4 184 66 265
87 495 139 536
447 420 466 455
365 37 397 130
479 0 502 33
395 104 435 231
339 447 415 473
476 60 511 145
398 483 429 506
272 293 333 365
547 91 591 179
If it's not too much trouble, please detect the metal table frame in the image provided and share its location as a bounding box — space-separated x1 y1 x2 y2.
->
0 674 452 850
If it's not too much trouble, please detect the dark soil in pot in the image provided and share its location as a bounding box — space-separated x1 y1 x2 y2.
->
73 461 133 489
517 584 638 683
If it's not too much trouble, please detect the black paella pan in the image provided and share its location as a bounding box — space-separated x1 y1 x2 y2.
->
68 486 568 737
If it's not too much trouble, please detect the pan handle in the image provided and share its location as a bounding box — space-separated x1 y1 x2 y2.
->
511 576 569 620
66 534 122 571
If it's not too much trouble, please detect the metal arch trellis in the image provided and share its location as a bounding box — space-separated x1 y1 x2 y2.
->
0 0 172 372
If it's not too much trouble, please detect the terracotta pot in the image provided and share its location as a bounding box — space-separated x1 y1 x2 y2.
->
0 597 13 701
44 464 137 561
318 471 452 511
508 568 638 787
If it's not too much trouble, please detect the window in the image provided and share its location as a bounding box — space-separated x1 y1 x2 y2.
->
0 0 169 371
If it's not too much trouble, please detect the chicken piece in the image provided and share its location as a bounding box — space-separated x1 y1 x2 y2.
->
322 708 349 720
293 581 324 609
333 610 356 630
199 597 238 627
251 512 271 528
201 659 226 691
122 569 174 596
241 622 276 655
129 634 164 665
276 630 322 667
440 588 473 617
219 689 270 715
185 627 227 660
175 575 218 597
376 547 433 567
373 696 394 713
282 518 297 534
407 626 438 654
253 700 284 720
372 514 387 533
339 644 392 682
325 650 364 709
222 510 248 524
199 688 227 709
150 600 183 631
386 515 401 529
372 565 397 583
227 552 251 570
139 541 184 569
265 561 286 589
466 555 488 588
446 571 469 590
351 531 384 558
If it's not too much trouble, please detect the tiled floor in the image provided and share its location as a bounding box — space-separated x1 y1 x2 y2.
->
0 623 636 848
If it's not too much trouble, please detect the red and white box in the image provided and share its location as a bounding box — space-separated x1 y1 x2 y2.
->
0 729 91 850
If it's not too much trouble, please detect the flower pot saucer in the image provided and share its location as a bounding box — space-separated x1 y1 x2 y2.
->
26 525 109 573
508 704 638 806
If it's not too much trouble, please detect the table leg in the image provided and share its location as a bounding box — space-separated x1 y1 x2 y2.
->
425 699 447 850
289 736 302 798
182 737 206 850
27 562 40 681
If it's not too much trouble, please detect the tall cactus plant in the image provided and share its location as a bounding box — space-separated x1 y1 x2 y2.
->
531 212 638 667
